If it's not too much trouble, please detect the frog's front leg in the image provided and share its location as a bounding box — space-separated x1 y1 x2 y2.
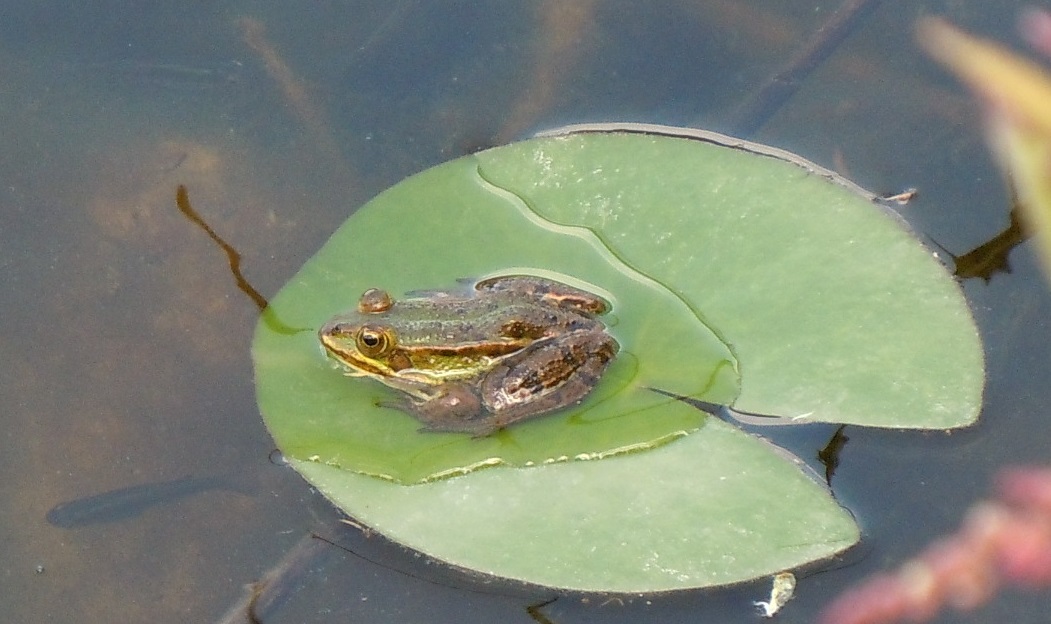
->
383 383 500 435
480 330 619 429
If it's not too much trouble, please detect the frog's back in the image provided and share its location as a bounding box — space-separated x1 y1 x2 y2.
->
387 294 600 348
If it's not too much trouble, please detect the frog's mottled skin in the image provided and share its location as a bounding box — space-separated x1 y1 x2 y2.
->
319 275 619 435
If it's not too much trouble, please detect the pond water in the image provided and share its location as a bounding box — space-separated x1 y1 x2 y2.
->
3 1 1050 622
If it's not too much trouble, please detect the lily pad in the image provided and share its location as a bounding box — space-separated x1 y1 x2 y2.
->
253 124 984 591
494 125 984 427
293 416 858 593
253 153 740 484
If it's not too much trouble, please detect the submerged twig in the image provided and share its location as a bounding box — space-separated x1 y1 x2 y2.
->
213 534 336 624
496 0 598 143
176 185 267 312
238 17 333 150
237 15 355 189
727 0 885 137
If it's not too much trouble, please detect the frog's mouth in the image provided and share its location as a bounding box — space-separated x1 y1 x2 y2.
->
320 338 388 378
324 354 443 400
319 336 440 390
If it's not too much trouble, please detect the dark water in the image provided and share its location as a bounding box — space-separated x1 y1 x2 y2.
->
3 1 1050 623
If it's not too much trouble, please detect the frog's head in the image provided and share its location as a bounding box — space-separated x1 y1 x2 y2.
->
319 315 408 375
318 287 523 393
319 286 420 389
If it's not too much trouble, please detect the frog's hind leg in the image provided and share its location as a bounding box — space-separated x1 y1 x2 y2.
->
474 275 610 315
481 331 619 429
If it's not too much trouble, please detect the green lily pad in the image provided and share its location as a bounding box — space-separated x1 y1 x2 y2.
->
292 415 858 593
502 124 984 427
253 153 740 484
252 124 984 591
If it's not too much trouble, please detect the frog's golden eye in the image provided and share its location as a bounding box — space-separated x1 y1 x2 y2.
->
356 325 394 357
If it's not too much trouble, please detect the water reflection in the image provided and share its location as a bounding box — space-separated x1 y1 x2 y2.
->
3 1 1045 623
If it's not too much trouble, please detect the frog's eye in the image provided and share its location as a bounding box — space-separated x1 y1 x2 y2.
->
356 325 394 357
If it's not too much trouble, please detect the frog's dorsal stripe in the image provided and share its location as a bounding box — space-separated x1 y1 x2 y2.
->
401 339 532 359
397 339 541 381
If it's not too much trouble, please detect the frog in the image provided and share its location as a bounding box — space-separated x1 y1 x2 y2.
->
318 274 620 435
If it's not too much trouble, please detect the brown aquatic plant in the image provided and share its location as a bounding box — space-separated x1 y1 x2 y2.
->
495 0 598 144
236 15 356 189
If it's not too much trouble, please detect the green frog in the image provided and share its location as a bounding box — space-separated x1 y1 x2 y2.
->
319 275 619 435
